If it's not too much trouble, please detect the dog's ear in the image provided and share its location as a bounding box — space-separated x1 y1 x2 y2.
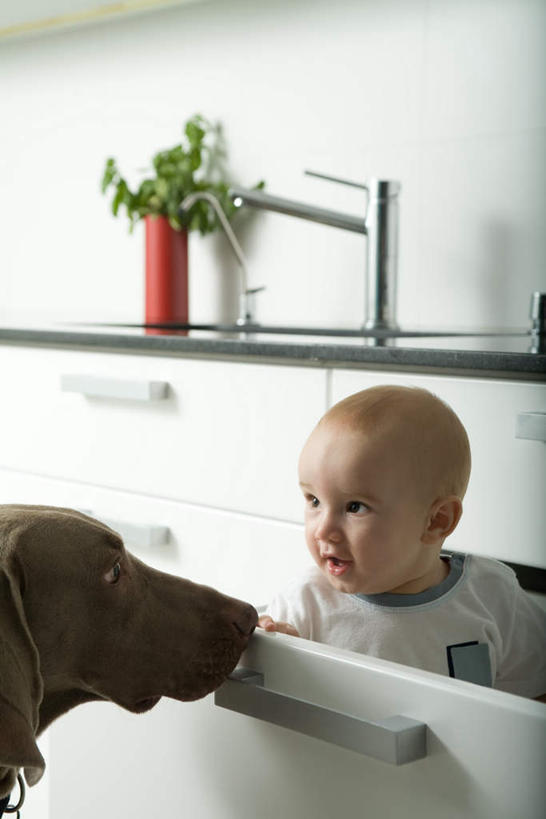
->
0 569 45 797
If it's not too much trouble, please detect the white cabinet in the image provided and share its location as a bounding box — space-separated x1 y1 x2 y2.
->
331 370 546 569
0 340 543 819
47 631 545 819
0 468 310 607
0 346 325 522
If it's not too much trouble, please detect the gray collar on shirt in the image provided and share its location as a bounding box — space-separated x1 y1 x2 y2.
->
352 551 466 608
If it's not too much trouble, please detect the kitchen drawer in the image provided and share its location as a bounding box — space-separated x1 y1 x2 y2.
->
0 346 326 521
0 469 311 607
48 630 545 819
331 371 546 568
4 470 543 819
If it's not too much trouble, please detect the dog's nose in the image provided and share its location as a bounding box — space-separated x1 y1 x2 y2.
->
232 603 258 636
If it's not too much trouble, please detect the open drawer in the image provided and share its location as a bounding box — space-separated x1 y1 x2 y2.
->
48 629 545 819
212 631 545 818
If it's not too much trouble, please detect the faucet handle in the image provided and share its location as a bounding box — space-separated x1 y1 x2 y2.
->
304 169 369 191
305 171 401 203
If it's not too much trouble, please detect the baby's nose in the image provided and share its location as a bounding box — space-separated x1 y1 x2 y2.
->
315 512 342 542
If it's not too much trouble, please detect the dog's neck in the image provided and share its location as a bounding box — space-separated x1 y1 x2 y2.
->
30 627 106 734
38 688 103 735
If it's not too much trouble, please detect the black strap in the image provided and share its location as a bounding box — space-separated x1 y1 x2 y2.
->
0 794 10 817
0 774 24 817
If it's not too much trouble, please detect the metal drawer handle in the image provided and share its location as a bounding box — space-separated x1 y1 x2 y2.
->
515 412 546 442
215 668 427 765
61 374 169 402
80 510 169 550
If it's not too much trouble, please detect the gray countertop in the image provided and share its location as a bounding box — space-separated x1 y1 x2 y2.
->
0 321 545 380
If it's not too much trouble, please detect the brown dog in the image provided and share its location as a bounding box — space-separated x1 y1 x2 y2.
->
0 505 257 799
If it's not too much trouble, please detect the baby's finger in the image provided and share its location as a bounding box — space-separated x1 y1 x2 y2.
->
276 621 300 637
257 615 276 631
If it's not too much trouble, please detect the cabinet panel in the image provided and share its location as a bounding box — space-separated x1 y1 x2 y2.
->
3 474 543 819
0 469 310 606
0 346 326 522
331 370 546 568
47 631 545 819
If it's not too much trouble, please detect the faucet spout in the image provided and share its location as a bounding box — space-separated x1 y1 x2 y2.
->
229 187 366 234
180 191 249 293
180 191 263 326
229 177 401 331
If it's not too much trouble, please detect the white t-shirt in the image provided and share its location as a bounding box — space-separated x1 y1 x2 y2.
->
266 551 546 698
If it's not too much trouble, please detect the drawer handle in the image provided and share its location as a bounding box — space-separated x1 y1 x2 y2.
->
80 510 169 550
515 412 546 442
215 668 427 765
61 374 169 402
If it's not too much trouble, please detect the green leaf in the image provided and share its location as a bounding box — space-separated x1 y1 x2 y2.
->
111 182 124 216
101 158 117 193
185 115 206 148
155 178 169 199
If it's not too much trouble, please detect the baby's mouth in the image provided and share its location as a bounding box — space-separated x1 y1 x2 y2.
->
325 556 352 577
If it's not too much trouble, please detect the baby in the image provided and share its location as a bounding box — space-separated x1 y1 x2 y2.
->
259 385 546 699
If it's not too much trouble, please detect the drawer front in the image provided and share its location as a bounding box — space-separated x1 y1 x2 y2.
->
0 469 310 607
331 370 546 568
3 472 543 819
48 631 544 819
0 346 326 522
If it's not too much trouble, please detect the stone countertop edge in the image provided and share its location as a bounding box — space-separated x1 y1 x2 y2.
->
0 326 544 380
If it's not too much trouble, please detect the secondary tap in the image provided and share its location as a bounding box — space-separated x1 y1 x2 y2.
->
179 191 264 327
230 171 401 331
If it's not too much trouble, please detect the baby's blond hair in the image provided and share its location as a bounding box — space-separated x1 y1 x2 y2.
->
321 385 471 504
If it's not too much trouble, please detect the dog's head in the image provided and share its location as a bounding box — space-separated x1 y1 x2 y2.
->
0 505 257 798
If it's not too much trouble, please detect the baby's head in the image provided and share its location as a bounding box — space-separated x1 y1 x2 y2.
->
322 385 471 505
298 385 471 596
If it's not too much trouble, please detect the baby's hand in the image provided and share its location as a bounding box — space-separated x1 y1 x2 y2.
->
258 615 300 637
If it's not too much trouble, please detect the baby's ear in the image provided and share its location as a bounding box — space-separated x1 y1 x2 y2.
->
421 496 463 544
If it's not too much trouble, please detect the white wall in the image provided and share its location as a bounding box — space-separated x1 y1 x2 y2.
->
0 0 544 331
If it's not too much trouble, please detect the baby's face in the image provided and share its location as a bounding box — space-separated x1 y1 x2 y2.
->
298 421 436 595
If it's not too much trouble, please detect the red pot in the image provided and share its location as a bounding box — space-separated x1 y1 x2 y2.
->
144 215 189 326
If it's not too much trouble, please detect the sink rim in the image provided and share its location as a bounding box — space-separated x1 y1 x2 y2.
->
73 321 530 340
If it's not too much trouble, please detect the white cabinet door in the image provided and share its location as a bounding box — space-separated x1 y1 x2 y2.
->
330 370 546 569
0 469 311 607
48 631 545 819
0 472 311 819
4 455 543 819
0 346 326 522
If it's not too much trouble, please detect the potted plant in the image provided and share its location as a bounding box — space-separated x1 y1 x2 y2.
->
101 114 263 325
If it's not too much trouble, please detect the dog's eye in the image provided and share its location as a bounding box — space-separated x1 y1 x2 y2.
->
104 562 121 584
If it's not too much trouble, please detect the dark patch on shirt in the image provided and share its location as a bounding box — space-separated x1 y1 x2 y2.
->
447 641 492 687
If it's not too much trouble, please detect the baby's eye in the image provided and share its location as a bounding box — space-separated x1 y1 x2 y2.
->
347 501 367 514
305 494 320 508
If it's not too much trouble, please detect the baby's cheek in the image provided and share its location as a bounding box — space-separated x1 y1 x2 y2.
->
304 532 320 558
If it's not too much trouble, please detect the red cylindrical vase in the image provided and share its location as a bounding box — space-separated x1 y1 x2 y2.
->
145 215 189 325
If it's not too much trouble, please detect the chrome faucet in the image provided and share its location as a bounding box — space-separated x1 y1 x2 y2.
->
230 171 401 331
179 191 264 326
529 291 546 354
